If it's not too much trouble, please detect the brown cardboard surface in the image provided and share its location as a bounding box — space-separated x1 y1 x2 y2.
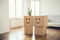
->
25 26 33 34
24 16 33 34
24 16 33 26
34 16 47 26
34 16 48 36
35 26 47 35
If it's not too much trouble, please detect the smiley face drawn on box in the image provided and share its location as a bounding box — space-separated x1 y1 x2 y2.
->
24 16 33 26
34 16 44 26
34 16 47 35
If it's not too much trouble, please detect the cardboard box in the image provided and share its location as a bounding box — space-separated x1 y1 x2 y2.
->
34 16 47 26
35 26 47 35
35 35 46 40
24 16 33 34
25 26 33 34
34 16 48 36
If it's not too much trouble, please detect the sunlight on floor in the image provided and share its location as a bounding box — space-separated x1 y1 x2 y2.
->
9 27 25 40
9 27 35 40
9 27 60 40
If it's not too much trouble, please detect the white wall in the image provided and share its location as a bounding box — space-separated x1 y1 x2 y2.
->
40 0 60 23
0 0 9 34
41 0 60 15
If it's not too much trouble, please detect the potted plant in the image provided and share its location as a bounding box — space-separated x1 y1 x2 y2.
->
28 8 32 16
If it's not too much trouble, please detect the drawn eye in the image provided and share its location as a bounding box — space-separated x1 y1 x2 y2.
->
29 18 30 20
26 18 27 20
36 18 37 20
39 18 40 20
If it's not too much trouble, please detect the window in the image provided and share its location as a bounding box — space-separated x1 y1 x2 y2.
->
31 1 35 16
9 0 23 19
31 0 40 16
16 0 23 18
9 0 41 19
9 0 15 18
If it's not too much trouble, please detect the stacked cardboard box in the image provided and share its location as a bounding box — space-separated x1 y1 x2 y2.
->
34 16 48 36
24 16 33 34
24 16 48 36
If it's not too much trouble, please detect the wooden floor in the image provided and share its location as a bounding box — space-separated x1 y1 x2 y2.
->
0 27 60 40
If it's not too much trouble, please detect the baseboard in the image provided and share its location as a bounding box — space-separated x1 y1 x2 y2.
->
10 26 23 29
